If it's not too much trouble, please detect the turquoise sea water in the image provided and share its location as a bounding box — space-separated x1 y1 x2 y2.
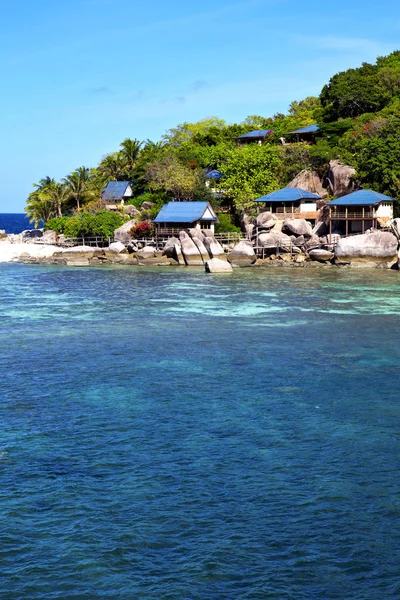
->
1 264 400 599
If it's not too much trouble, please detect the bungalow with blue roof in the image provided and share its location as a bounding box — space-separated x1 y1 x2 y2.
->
153 201 219 236
254 187 321 224
329 190 394 236
237 130 273 145
287 124 319 144
101 181 133 208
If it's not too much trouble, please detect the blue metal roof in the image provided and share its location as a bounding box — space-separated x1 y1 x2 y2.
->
205 169 223 179
329 190 394 206
254 187 321 202
290 124 319 134
237 129 274 139
153 202 217 223
101 181 131 201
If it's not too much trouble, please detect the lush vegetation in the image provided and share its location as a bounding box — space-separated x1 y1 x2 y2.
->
26 50 400 230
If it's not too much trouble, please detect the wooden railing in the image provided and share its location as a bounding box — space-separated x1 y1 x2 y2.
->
331 211 374 219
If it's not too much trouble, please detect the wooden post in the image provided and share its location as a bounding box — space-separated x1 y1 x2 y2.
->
346 219 348 237
330 209 332 237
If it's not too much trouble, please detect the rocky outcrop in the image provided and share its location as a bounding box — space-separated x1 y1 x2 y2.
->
335 231 398 263
227 241 256 266
21 229 43 240
312 220 329 237
239 211 255 239
136 246 170 266
257 231 292 249
326 160 357 197
282 219 312 237
114 219 137 245
308 249 334 262
162 237 180 259
179 232 204 266
141 201 153 210
256 211 278 230
123 205 140 217
202 232 225 259
109 241 127 254
42 230 58 244
205 258 233 273
288 169 328 198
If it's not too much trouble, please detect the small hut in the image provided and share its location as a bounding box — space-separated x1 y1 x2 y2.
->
288 124 319 144
254 187 321 223
237 130 273 145
329 190 394 236
153 202 218 236
101 181 133 208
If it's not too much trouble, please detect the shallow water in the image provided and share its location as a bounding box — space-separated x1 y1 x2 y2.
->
1 264 400 599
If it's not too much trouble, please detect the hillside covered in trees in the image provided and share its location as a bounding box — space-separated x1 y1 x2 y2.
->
26 50 400 232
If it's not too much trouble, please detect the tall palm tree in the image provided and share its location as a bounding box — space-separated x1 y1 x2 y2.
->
63 166 92 211
98 153 126 181
45 182 70 218
25 176 58 226
120 138 142 176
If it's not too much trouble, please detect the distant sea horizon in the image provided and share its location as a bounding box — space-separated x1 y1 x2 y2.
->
0 213 41 234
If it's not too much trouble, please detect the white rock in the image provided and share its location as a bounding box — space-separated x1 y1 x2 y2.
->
205 258 233 273
109 241 127 254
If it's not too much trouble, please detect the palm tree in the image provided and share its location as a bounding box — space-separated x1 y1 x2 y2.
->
120 138 142 176
98 153 126 181
25 176 58 226
63 166 92 211
45 182 70 218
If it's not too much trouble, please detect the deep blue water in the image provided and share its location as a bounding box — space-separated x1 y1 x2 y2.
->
1 264 400 599
0 213 37 234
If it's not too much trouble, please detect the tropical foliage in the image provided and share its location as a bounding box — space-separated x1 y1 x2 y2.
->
26 50 400 227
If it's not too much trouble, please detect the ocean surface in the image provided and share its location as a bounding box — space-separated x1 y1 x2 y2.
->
1 264 400 599
0 213 38 234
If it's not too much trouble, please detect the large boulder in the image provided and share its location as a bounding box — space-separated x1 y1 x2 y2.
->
288 169 328 198
136 246 170 265
123 205 140 217
205 258 233 273
21 229 43 241
256 211 278 230
326 160 356 197
391 218 400 241
309 249 334 262
282 219 312 237
227 241 256 266
179 232 204 265
202 232 225 259
257 231 292 249
114 219 137 244
188 228 205 242
312 220 329 237
109 241 127 254
335 231 398 263
141 201 153 210
162 237 181 259
42 229 58 244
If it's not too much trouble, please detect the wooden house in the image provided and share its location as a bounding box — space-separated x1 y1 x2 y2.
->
288 124 319 144
237 129 273 145
101 181 133 208
153 202 219 236
329 190 394 236
254 187 321 224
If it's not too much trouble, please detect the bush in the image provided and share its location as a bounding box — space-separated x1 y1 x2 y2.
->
45 210 125 238
215 213 241 233
130 221 154 238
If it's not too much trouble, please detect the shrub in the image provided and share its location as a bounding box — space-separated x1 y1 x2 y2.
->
130 221 154 238
215 213 241 233
45 210 125 238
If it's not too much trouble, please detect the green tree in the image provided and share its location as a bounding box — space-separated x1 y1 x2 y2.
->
63 166 93 211
222 145 282 210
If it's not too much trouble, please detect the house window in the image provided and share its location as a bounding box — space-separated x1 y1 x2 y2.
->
201 222 211 229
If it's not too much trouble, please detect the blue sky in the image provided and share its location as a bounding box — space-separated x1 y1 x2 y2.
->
1 0 399 212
